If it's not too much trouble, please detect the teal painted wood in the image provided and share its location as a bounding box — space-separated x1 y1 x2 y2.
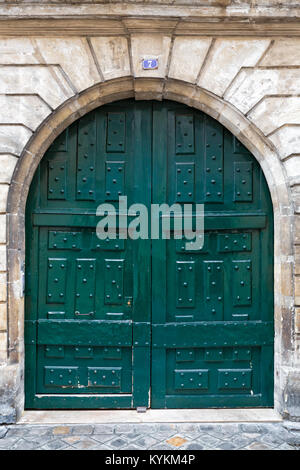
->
25 100 152 408
151 102 274 408
25 99 274 409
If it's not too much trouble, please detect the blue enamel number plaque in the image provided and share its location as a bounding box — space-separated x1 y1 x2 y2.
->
142 59 158 70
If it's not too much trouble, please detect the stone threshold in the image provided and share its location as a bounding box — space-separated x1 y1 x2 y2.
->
19 409 282 425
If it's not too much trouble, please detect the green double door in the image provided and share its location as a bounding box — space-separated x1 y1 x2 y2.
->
25 100 274 409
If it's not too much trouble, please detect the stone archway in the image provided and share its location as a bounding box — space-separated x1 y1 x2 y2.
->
6 77 293 419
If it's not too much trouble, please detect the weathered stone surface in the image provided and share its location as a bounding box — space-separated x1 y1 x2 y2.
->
0 155 17 184
0 66 74 109
261 39 300 66
0 364 20 421
0 215 5 244
284 157 300 182
0 303 7 331
90 36 130 80
293 186 300 215
225 69 300 114
283 371 300 421
0 186 8 214
1 2 300 41
269 126 300 160
296 308 300 334
198 39 270 97
34 38 100 92
0 245 6 272
131 34 171 78
0 421 296 449
295 216 300 244
286 431 300 446
169 37 211 83
52 426 70 436
248 97 300 136
0 332 7 362
295 245 300 276
134 77 164 100
0 95 51 131
0 38 38 64
71 425 93 435
295 277 300 306
0 125 31 156
284 421 300 432
0 273 6 303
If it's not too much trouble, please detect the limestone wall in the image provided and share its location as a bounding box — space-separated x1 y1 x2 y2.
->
0 2 299 421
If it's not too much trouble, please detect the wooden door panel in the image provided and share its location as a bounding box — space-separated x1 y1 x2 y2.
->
25 100 152 409
25 100 274 410
151 102 274 408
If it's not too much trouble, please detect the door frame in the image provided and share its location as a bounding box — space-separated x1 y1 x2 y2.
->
6 77 290 419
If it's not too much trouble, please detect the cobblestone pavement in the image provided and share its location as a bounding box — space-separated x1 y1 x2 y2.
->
0 422 299 450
